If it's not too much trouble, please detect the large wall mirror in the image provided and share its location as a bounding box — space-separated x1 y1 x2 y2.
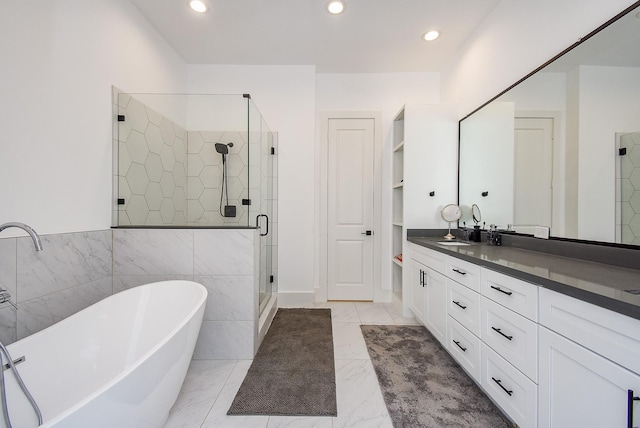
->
459 1 640 246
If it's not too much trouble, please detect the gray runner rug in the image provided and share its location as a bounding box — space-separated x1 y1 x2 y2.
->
227 308 337 416
361 325 514 428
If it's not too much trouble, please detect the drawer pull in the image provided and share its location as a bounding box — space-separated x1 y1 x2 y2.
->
492 377 513 396
453 340 467 352
490 285 513 296
628 389 640 428
491 326 513 341
452 300 467 310
452 268 467 276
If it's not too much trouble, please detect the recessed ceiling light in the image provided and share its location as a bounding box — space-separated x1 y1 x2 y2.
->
188 0 208 13
422 30 440 42
327 0 345 15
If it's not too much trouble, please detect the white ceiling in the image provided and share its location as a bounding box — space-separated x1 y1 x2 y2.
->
129 0 501 73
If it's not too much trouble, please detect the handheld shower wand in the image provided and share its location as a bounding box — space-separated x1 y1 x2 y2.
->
215 143 236 217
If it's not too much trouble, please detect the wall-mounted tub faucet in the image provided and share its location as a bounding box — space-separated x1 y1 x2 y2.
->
0 289 18 310
0 222 43 251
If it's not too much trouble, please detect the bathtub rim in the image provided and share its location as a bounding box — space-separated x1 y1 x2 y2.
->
8 280 207 427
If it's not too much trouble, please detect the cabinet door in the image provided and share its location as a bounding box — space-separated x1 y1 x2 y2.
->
409 260 426 325
539 326 640 428
425 268 447 345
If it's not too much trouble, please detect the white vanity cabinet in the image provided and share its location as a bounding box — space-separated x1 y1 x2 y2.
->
538 287 640 428
407 240 640 428
408 244 447 345
538 326 640 428
409 261 427 325
424 267 447 345
479 268 538 428
445 256 482 382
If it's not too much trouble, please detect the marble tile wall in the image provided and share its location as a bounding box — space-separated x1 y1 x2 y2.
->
113 228 259 360
0 230 113 344
1 228 260 361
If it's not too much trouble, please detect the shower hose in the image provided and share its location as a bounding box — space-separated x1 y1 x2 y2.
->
0 341 42 427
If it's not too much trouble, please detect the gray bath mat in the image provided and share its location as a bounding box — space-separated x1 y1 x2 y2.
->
361 325 514 428
227 308 337 416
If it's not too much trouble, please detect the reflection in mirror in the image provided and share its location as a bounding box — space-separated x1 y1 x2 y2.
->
472 204 482 224
441 204 462 240
459 1 640 245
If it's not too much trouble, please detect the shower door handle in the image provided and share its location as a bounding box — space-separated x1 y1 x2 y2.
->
256 214 269 237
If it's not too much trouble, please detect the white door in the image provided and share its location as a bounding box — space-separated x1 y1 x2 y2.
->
514 117 554 229
327 118 374 301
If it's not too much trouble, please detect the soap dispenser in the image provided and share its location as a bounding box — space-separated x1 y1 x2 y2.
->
472 225 482 242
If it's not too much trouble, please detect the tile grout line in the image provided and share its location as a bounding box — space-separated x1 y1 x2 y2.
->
198 359 241 428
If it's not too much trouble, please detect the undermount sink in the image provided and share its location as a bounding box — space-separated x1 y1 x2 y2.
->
437 241 471 246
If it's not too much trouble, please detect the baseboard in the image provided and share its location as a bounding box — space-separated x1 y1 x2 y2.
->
375 289 392 303
277 291 315 307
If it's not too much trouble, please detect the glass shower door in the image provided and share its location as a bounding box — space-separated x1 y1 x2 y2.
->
248 100 277 315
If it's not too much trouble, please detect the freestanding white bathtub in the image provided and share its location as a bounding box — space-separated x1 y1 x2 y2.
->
1 280 207 428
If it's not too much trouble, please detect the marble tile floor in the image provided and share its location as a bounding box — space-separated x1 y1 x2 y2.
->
164 301 419 428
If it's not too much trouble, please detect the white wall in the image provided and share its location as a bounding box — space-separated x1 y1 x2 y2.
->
0 0 186 237
185 68 442 301
316 72 441 301
459 102 515 228
186 65 317 300
576 66 640 242
443 0 636 117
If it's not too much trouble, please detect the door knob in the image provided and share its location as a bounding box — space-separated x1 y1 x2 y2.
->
361 230 373 236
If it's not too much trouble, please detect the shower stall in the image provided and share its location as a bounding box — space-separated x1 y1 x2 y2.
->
112 91 277 316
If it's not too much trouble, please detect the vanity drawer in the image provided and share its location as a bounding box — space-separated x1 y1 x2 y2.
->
481 268 538 321
447 317 482 383
539 287 640 375
481 343 537 428
481 297 538 382
446 256 481 292
447 279 481 336
410 243 446 274
447 316 481 382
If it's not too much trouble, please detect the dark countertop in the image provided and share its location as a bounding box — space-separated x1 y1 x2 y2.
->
407 236 640 321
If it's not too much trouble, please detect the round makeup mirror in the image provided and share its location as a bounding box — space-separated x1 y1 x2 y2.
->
441 204 462 240
471 204 481 225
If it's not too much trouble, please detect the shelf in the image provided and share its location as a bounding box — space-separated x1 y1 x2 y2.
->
393 141 405 152
392 107 405 314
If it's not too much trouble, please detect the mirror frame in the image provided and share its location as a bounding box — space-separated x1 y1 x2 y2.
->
457 0 640 249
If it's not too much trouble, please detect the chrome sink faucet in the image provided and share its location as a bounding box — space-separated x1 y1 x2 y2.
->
0 222 43 251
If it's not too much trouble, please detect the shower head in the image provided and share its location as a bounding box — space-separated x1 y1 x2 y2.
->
215 142 233 155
